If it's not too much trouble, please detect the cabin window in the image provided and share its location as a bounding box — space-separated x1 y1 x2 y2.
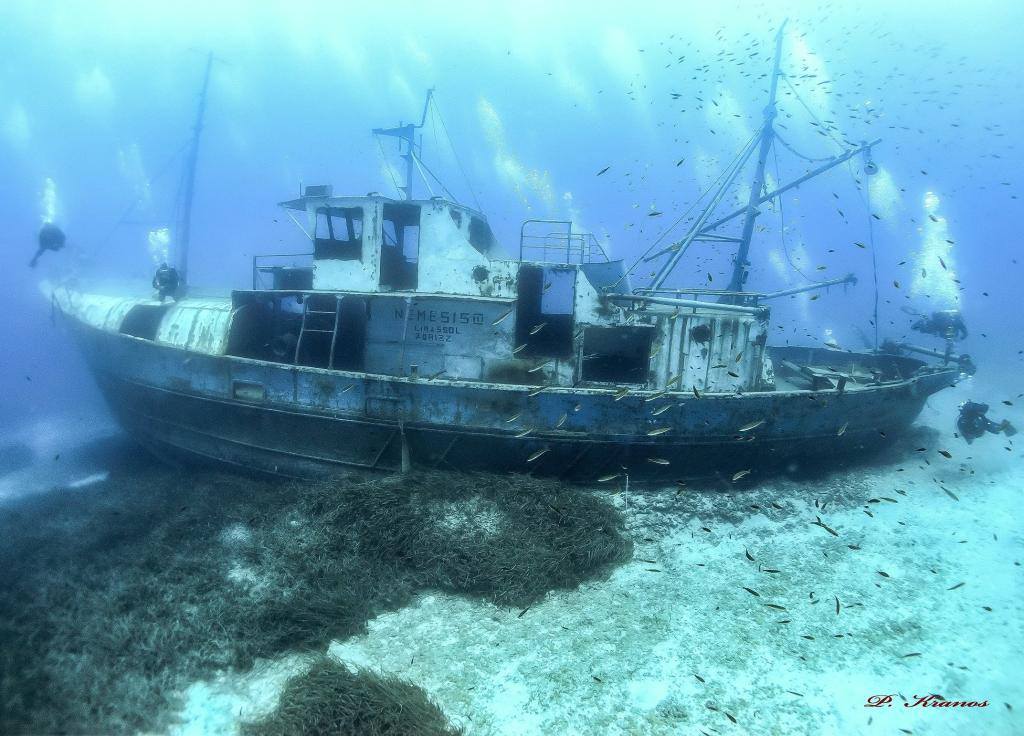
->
515 265 575 358
469 216 496 253
380 203 420 290
120 304 172 341
314 206 363 260
580 326 653 383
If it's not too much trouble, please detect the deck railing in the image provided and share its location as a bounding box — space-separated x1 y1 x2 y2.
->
519 220 608 264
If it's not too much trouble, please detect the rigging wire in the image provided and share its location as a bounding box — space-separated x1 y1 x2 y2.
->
865 172 880 350
619 130 763 292
376 134 403 198
430 94 483 212
782 74 881 348
88 138 193 260
772 144 825 283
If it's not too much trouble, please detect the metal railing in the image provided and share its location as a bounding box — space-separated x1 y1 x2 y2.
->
632 286 764 307
519 219 608 264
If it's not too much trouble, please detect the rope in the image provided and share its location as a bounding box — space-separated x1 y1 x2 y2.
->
781 76 847 153
774 130 834 163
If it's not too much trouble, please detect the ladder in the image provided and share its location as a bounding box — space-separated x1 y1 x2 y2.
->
294 294 343 368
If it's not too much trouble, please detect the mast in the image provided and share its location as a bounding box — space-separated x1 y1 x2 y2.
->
176 52 213 287
373 88 434 200
725 18 787 295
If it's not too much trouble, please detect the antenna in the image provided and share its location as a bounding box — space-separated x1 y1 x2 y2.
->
372 88 434 200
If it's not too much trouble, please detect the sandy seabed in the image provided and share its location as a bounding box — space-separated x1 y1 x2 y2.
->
2 385 1020 736
169 395 1022 736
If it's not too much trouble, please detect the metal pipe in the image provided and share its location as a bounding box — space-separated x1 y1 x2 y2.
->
607 293 767 316
760 274 856 300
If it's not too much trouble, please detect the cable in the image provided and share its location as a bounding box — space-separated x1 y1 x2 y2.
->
772 143 825 283
866 173 879 350
431 94 483 212
376 135 403 198
88 138 193 260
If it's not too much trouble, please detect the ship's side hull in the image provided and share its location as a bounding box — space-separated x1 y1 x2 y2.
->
70 320 958 482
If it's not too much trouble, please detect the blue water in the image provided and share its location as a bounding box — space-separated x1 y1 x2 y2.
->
0 2 1021 733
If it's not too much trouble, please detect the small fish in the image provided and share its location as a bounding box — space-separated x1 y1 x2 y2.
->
764 603 787 610
742 586 760 597
837 422 849 436
515 427 534 438
651 404 672 416
811 516 839 537
739 419 765 432
512 343 528 355
877 570 891 578
745 548 754 562
732 469 751 481
526 447 549 463
762 568 780 574
596 166 610 176
505 412 522 423
694 673 705 683
835 596 840 615
555 413 568 428
901 652 922 658
614 387 631 400
492 309 514 325
647 457 670 465
517 606 531 618
648 211 663 217
947 582 965 590
647 427 671 436
529 322 547 335
938 449 952 459
692 387 702 399
527 385 546 397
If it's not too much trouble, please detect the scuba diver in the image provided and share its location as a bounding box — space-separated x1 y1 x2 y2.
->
152 263 181 302
29 223 66 267
911 309 968 341
957 401 1017 444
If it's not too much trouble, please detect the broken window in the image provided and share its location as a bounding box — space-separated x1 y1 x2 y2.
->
120 304 171 340
580 326 653 383
469 216 497 254
314 206 363 260
380 203 420 290
514 265 575 358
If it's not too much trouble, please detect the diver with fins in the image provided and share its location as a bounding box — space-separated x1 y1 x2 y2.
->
29 223 66 267
957 401 1017 444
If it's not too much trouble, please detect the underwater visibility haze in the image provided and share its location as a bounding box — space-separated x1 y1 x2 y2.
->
1 0 1022 734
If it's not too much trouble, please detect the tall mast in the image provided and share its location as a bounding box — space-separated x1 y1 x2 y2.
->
373 88 434 200
726 19 787 294
176 52 213 286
